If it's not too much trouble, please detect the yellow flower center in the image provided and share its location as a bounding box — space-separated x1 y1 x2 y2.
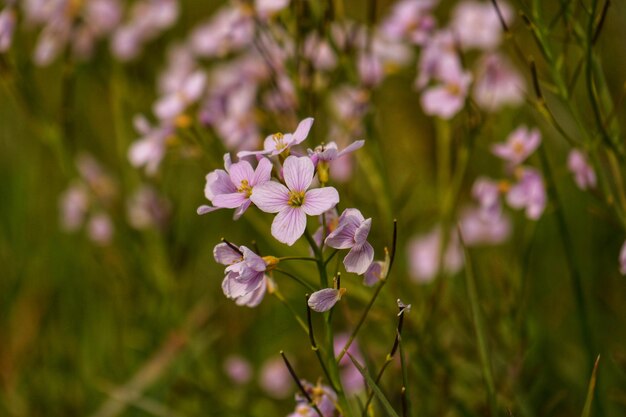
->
237 179 252 197
512 140 525 156
498 180 510 193
288 190 306 207
272 133 286 150
446 83 461 96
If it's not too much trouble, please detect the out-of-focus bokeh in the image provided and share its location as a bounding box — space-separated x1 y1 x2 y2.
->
1 0 626 416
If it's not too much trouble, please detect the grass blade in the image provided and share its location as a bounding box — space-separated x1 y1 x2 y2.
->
581 355 601 417
347 353 400 417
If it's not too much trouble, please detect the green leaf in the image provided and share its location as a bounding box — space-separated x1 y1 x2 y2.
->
347 353 400 417
581 355 601 417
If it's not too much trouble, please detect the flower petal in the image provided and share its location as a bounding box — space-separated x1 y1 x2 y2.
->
250 181 290 213
308 288 342 312
233 200 252 220
363 261 383 286
336 140 365 158
212 192 248 209
303 187 339 216
271 207 306 246
228 161 255 187
290 117 314 145
197 205 220 215
251 157 273 186
214 242 242 265
344 241 374 275
204 169 236 201
354 218 372 245
283 156 314 192
235 278 267 307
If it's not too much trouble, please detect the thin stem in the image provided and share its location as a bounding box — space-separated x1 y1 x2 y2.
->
306 295 338 392
279 256 319 262
273 289 309 335
324 249 340 266
280 351 324 417
274 268 318 292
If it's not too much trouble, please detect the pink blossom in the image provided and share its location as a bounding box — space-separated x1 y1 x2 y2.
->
259 358 292 398
408 227 464 283
224 355 253 385
420 65 472 119
59 182 90 232
492 126 541 166
506 167 546 220
198 155 273 219
214 243 267 305
303 32 337 71
308 287 346 312
472 177 502 218
363 261 386 286
126 186 170 230
459 207 511 246
288 381 338 417
308 140 365 166
0 7 16 52
567 149 596 190
153 71 207 121
250 156 339 246
416 30 461 89
128 115 174 176
380 0 438 45
238 118 314 158
188 5 253 58
325 208 375 275
451 0 512 51
473 53 525 111
334 333 365 393
255 0 290 18
87 212 114 245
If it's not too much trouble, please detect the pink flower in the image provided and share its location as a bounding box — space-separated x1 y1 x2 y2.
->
224 355 253 385
238 117 314 158
214 243 267 306
567 149 596 191
87 212 114 246
128 115 174 176
420 65 472 119
363 261 386 286
325 208 375 275
408 227 464 283
250 156 339 246
0 7 16 52
472 53 525 112
472 177 502 218
289 381 338 417
492 126 541 166
255 0 290 18
153 71 207 121
451 0 512 51
259 357 292 398
380 0 437 45
308 287 346 312
334 332 365 393
198 155 273 219
308 140 365 166
459 207 511 246
506 167 546 220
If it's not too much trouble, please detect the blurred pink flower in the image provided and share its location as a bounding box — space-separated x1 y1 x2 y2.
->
381 0 438 45
259 357 292 398
153 71 207 121
420 65 472 119
473 53 525 111
459 207 511 246
472 177 503 218
288 380 338 417
451 0 512 50
59 182 90 232
0 6 16 52
506 167 546 220
408 227 464 283
87 212 114 245
128 115 174 176
126 186 170 230
567 149 596 191
224 355 253 385
492 126 541 166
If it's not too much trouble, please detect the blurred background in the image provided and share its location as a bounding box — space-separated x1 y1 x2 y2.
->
1 0 626 416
